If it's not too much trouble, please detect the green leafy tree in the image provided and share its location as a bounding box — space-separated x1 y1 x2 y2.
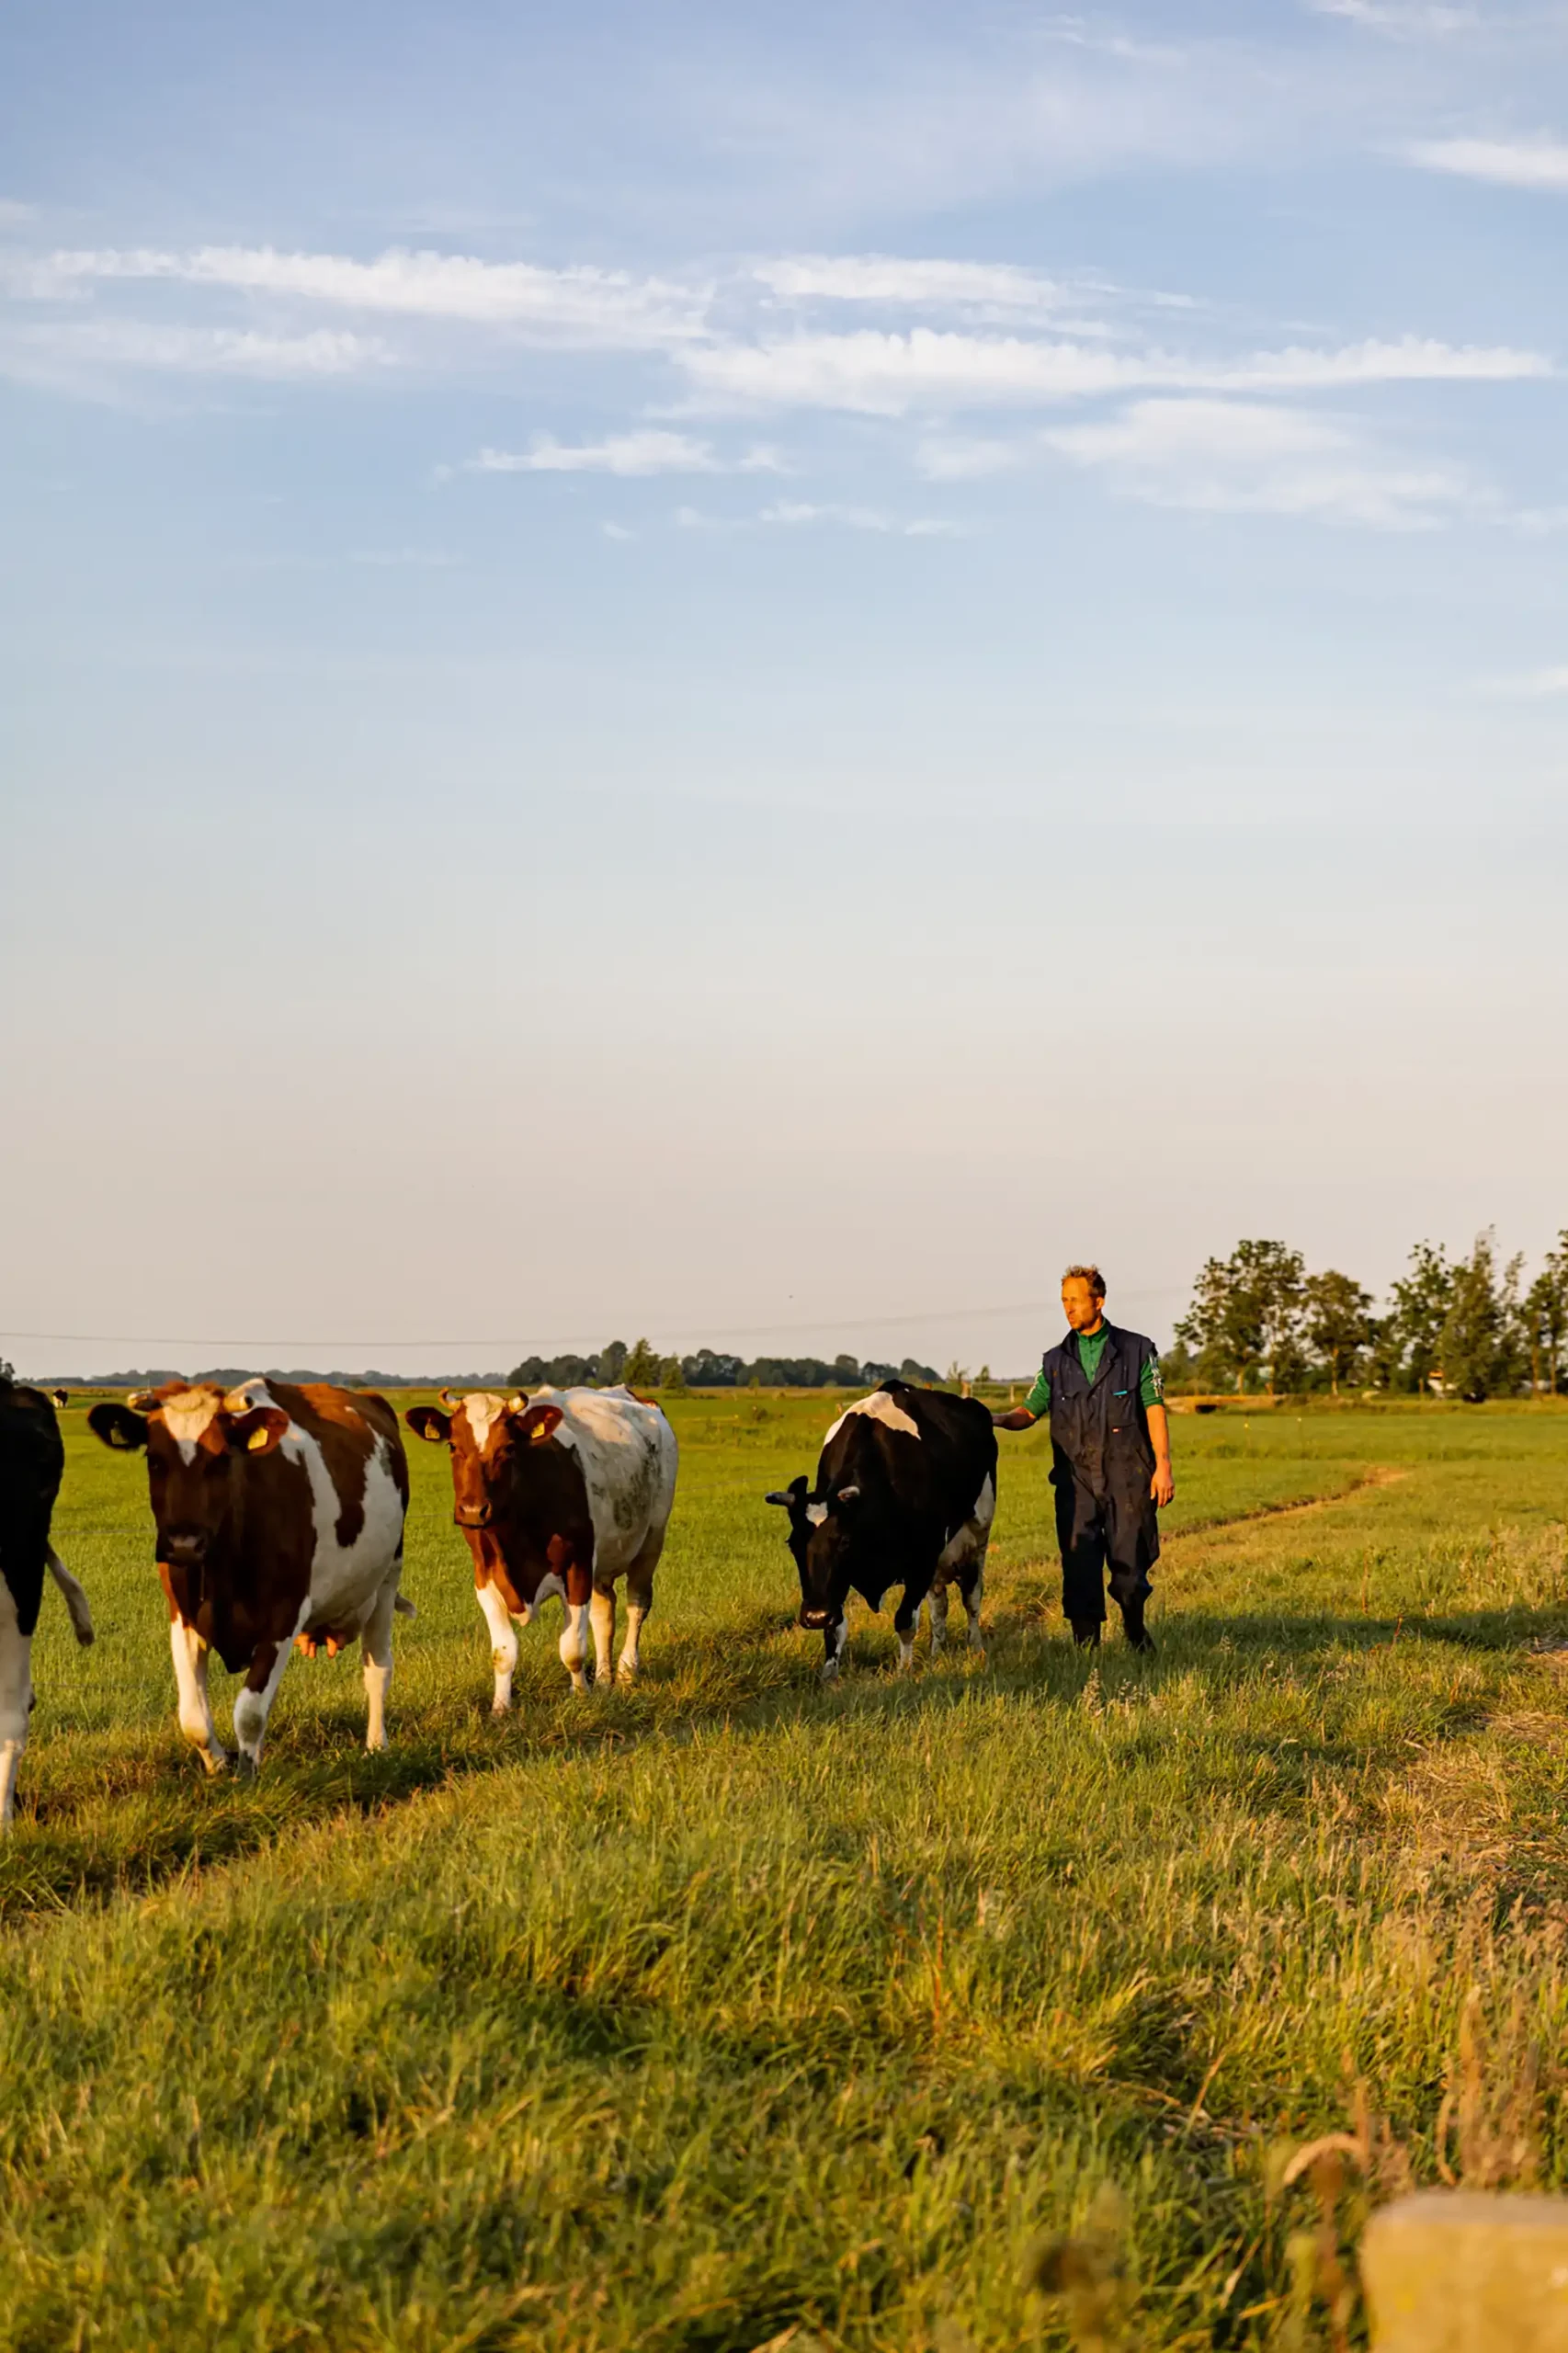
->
1175 1239 1305 1394
1301 1269 1374 1396
598 1339 628 1386
621 1336 662 1391
1438 1232 1522 1403
1386 1242 1452 1394
658 1354 687 1393
1524 1233 1568 1395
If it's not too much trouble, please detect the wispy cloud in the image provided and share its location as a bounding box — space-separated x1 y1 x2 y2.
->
1305 1 1480 33
757 499 958 535
465 430 783 475
1404 133 1568 189
7 244 707 347
755 254 1071 314
0 319 391 382
1042 397 1475 529
680 328 1548 415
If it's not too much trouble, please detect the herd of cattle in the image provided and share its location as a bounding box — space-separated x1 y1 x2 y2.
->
0 1371 998 1826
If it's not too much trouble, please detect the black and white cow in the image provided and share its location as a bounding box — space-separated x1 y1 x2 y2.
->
766 1381 996 1680
1 1381 95 1828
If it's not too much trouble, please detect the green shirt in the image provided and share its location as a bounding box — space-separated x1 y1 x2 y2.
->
1024 1327 1163 1419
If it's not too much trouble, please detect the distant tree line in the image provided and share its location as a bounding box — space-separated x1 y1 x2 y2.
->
1167 1231 1568 1403
506 1338 942 1392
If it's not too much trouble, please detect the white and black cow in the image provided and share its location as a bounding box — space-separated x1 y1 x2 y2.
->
766 1381 996 1680
406 1386 677 1703
1 1381 95 1829
88 1380 410 1778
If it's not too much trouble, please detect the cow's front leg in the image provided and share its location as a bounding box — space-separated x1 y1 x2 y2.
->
168 1613 230 1775
359 1565 400 1751
960 1554 987 1654
233 1609 306 1779
0 1599 31 1829
892 1585 926 1673
821 1613 847 1683
589 1584 617 1691
474 1575 518 1713
928 1575 951 1654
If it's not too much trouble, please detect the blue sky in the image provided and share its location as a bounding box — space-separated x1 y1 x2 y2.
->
4 0 1567 1377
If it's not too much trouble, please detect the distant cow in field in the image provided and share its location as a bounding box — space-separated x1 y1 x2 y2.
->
88 1380 409 1778
406 1387 677 1703
766 1381 996 1680
1 1381 95 1828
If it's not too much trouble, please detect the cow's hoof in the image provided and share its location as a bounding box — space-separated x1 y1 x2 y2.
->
199 1749 233 1779
490 1699 511 1717
233 1753 259 1785
819 1664 841 1686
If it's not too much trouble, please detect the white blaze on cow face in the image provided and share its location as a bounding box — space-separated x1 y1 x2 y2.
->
824 1389 922 1448
462 1392 512 1458
160 1385 222 1463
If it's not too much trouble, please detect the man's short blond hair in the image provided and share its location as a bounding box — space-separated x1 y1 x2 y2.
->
1062 1263 1107 1299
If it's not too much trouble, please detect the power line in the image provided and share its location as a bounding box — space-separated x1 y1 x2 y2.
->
0 1287 1174 1355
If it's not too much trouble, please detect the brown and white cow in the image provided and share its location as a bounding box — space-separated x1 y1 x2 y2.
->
88 1379 409 1778
1 1381 95 1829
406 1386 677 1703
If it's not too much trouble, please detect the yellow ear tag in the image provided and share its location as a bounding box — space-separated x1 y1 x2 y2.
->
248 1426 272 1451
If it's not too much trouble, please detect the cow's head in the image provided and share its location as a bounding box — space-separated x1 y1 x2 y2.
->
405 1392 564 1532
764 1472 864 1630
87 1383 290 1569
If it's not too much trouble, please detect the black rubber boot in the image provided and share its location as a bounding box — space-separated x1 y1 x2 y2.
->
1070 1617 1102 1649
1119 1598 1155 1654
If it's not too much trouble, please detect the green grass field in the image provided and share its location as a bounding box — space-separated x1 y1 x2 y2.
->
3 1392 1567 2349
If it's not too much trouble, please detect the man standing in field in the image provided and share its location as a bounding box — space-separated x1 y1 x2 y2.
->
993 1265 1174 1653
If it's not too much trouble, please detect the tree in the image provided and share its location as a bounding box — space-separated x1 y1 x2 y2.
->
1175 1239 1305 1394
621 1336 662 1391
1385 1242 1452 1394
1438 1232 1522 1404
1524 1233 1568 1395
1301 1269 1374 1396
659 1354 687 1393
599 1339 628 1386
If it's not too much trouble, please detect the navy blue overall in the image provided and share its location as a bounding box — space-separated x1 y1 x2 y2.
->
1040 1323 1162 1624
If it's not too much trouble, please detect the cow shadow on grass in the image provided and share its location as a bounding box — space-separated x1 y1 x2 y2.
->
8 1587 1566 1925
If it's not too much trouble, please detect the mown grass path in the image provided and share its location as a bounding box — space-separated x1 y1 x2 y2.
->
3 1397 1566 2349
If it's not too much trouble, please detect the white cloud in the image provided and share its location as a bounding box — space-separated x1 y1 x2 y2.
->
8 244 706 347
1306 1 1479 32
757 499 958 535
755 254 1069 313
600 521 635 540
680 327 1548 415
1042 397 1474 529
0 319 390 382
466 430 784 475
1404 134 1568 189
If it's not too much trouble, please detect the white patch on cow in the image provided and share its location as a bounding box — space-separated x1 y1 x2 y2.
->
806 1503 828 1528
824 1389 921 1446
168 1615 229 1774
0 1576 31 1830
233 1596 310 1771
461 1392 512 1457
820 1614 847 1682
559 1597 592 1692
161 1384 222 1463
589 1586 617 1688
937 1472 996 1573
527 1388 677 1579
475 1576 520 1711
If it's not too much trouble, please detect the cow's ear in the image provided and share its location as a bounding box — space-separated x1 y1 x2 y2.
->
226 1406 290 1456
87 1402 149 1452
764 1474 808 1509
835 1483 862 1508
512 1402 564 1444
405 1406 452 1445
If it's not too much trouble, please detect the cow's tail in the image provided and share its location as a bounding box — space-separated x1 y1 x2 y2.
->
393 1593 417 1618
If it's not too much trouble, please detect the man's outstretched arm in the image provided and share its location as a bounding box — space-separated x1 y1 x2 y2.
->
992 1405 1038 1430
1147 1402 1175 1506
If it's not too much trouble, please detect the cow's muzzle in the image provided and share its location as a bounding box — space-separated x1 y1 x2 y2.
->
799 1607 833 1631
163 1530 209 1564
455 1502 492 1529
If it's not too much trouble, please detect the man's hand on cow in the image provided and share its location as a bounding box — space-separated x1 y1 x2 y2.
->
1151 1460 1176 1507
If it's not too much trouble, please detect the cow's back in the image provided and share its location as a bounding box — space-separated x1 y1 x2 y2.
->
533 1386 677 1574
819 1384 995 1535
